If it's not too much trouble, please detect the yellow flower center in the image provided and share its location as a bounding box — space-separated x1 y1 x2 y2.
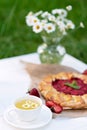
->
48 26 52 30
36 25 40 29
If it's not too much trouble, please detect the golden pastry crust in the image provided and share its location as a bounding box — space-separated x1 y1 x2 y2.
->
38 72 87 109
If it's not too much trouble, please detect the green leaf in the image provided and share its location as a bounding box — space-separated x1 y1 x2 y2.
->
65 81 80 89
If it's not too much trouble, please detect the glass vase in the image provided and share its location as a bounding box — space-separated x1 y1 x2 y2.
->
37 35 66 64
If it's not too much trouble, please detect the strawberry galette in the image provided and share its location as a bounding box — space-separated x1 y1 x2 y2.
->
38 72 87 109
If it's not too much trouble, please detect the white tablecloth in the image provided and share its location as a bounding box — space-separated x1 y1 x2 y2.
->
0 53 87 130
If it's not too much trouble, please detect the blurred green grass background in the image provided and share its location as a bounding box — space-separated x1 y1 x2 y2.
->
0 0 87 63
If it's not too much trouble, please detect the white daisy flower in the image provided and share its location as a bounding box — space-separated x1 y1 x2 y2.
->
80 22 85 28
66 5 72 11
66 20 75 29
44 23 55 33
57 21 66 33
48 15 56 22
52 9 67 17
32 17 39 25
34 11 43 16
52 9 59 14
58 9 67 17
58 21 67 35
33 22 43 33
26 16 39 26
41 20 47 26
27 11 33 16
41 11 50 18
56 16 65 23
26 16 34 26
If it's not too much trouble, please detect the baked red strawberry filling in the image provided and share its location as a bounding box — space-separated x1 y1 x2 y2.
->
83 69 87 75
52 78 87 95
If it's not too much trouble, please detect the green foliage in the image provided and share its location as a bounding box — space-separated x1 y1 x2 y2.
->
0 0 87 63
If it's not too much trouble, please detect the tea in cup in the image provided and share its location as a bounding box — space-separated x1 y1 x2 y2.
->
12 95 42 121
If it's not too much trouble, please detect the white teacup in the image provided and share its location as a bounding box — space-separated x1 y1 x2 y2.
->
12 95 42 122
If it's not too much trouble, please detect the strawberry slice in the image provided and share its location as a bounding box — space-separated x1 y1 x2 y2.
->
27 88 40 97
46 100 63 114
51 104 63 114
82 69 87 75
46 100 55 108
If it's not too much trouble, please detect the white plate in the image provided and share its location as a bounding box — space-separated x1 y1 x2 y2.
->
4 105 52 129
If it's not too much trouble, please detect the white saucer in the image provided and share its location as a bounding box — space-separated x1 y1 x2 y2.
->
4 105 52 129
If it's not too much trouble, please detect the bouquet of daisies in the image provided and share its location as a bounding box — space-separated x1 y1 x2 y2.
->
26 5 76 37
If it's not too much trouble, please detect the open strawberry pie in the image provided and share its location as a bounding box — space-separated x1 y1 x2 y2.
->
38 72 87 109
